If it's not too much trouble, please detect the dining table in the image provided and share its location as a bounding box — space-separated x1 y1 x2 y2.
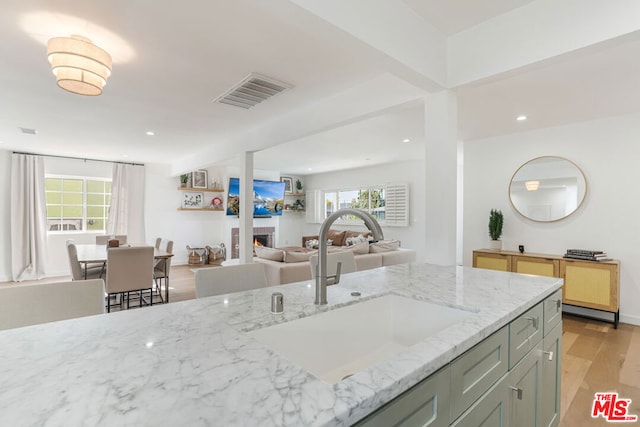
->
75 244 175 303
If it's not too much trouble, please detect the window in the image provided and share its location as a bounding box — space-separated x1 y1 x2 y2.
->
45 176 111 232
323 186 387 222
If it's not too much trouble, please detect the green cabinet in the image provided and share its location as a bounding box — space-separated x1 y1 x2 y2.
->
451 375 510 427
355 365 450 427
508 341 543 426
541 323 562 427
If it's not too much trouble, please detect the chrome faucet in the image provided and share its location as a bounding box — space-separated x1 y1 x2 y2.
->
315 208 384 305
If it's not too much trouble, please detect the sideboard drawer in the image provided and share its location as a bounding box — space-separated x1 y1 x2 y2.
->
509 303 543 368
450 326 509 421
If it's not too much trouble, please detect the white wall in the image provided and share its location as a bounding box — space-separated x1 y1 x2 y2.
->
303 159 426 260
463 112 640 325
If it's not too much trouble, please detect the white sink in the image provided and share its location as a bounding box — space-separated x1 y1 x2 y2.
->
247 294 472 384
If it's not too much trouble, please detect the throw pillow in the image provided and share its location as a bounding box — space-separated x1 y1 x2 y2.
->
345 234 368 246
254 246 285 262
369 240 400 253
284 249 317 263
348 241 370 255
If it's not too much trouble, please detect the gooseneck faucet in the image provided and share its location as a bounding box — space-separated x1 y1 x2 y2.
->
315 208 384 305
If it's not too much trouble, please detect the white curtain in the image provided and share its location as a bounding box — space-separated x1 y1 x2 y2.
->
10 154 48 281
106 163 146 244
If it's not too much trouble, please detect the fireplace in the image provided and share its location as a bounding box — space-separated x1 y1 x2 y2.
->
231 227 275 259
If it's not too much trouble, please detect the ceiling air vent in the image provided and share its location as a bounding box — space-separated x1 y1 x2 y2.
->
213 73 292 109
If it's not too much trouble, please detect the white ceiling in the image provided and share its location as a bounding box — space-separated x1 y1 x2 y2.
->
1 1 639 175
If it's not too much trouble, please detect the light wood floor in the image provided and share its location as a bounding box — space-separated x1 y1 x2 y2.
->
3 265 639 425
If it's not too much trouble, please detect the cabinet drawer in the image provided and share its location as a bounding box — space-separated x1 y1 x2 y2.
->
541 323 562 427
450 326 509 422
509 303 543 368
451 374 509 427
355 365 450 427
543 289 563 336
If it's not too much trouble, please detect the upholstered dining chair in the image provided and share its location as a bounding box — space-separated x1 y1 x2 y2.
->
309 251 357 282
0 279 105 331
105 246 154 312
153 238 174 302
195 263 268 298
66 240 104 280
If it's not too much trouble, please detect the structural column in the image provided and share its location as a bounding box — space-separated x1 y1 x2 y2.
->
424 91 458 265
239 151 254 264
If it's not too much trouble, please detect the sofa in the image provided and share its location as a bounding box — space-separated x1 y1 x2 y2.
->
253 229 417 286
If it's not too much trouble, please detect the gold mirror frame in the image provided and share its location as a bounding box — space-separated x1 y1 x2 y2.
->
509 156 587 222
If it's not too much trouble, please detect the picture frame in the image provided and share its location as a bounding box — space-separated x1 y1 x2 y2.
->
182 191 204 209
281 176 293 194
191 170 208 189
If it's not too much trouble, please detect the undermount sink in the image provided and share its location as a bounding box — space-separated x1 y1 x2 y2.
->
247 294 472 384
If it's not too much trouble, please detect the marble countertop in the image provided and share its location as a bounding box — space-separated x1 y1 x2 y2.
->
0 263 562 426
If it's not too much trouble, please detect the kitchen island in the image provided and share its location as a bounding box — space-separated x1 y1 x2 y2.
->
0 263 562 426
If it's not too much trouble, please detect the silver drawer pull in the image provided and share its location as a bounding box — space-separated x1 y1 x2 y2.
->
510 386 523 400
544 350 554 361
524 316 539 329
556 299 562 310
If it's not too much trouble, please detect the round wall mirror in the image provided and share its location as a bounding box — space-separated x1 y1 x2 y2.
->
509 156 587 222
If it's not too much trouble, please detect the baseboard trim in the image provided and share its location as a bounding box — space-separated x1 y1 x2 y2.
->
620 313 640 326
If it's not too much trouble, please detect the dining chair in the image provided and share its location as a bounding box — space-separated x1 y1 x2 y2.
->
153 238 174 302
66 240 105 280
0 279 105 331
105 246 154 312
195 263 268 298
309 251 357 282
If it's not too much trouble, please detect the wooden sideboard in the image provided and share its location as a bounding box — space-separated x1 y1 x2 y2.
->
473 249 620 328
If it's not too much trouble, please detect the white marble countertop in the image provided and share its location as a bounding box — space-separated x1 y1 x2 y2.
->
0 263 562 426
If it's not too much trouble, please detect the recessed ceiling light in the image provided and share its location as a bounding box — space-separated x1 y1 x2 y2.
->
122 154 129 158
145 131 155 136
402 138 411 143
516 115 527 121
307 168 312 171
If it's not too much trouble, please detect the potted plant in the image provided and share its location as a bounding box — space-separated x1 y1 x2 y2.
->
295 179 303 194
488 209 504 250
180 174 190 188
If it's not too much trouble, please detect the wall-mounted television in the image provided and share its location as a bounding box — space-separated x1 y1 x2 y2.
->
226 177 286 217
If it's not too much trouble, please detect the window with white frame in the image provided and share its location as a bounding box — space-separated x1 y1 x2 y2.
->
45 175 111 232
321 184 408 226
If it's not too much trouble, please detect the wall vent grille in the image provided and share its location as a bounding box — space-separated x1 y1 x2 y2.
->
213 73 292 109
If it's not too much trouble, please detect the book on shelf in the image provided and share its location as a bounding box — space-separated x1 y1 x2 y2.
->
566 249 605 255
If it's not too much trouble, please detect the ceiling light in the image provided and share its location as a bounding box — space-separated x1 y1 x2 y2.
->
145 131 155 136
47 35 112 96
516 115 528 121
402 138 411 143
525 180 539 191
122 154 129 158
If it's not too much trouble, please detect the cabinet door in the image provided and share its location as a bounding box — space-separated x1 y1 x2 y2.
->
450 327 509 421
509 303 543 368
508 341 543 427
473 251 511 272
541 323 562 427
451 374 510 427
355 366 450 427
561 260 619 312
513 256 559 277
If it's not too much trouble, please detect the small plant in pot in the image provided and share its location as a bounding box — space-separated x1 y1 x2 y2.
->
295 179 303 194
488 209 504 250
180 174 190 187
